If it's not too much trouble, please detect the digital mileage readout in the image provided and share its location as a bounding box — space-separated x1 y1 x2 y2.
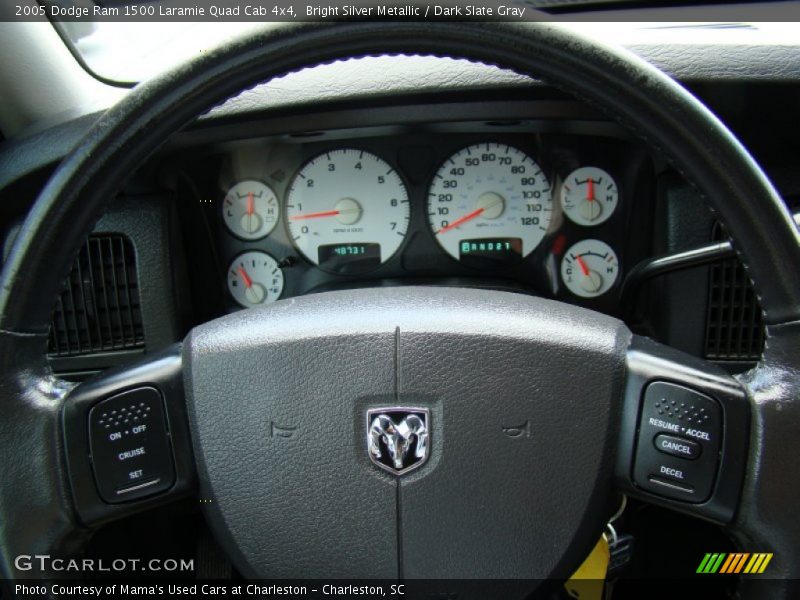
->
459 238 522 267
318 243 382 273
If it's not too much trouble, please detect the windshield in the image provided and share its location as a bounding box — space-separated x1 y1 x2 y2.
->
51 6 800 85
64 22 268 84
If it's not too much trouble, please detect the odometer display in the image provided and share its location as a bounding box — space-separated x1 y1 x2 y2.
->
459 238 522 268
427 143 552 262
318 243 381 273
286 149 410 273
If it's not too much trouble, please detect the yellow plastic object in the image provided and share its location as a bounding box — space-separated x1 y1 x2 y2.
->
564 536 610 600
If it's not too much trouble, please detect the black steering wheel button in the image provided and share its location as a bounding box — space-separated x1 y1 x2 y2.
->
654 434 701 460
633 381 722 503
88 387 176 503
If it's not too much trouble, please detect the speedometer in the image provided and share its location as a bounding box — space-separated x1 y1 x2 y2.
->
286 149 410 274
427 143 552 265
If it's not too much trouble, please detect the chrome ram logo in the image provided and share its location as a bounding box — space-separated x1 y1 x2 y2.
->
366 408 430 475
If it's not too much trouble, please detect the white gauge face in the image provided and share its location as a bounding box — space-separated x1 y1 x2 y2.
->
222 180 280 240
285 149 410 273
427 143 552 263
561 239 620 298
560 166 618 226
227 251 284 307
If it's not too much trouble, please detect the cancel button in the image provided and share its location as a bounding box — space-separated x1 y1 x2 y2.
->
654 434 701 460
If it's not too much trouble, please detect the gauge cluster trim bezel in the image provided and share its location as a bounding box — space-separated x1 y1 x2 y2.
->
153 98 657 320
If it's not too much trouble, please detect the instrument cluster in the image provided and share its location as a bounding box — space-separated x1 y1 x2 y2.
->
194 128 652 316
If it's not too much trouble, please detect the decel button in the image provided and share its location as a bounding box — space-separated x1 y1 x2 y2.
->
88 387 175 503
654 433 701 460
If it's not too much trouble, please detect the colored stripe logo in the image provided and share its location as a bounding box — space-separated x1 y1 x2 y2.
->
697 553 773 574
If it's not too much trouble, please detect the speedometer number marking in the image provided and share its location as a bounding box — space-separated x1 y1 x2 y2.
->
427 143 553 263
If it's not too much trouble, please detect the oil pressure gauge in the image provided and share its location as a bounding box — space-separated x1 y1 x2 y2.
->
561 239 619 298
227 251 284 307
222 180 280 240
560 167 618 226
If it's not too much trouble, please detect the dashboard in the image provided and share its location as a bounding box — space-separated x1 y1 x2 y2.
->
163 116 655 319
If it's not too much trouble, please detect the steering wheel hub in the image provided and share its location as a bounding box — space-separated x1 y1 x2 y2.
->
185 287 630 579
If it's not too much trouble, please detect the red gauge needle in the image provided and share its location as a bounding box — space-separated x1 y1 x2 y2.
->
437 207 485 235
575 255 591 277
289 210 341 221
237 266 253 288
586 178 595 202
246 192 255 216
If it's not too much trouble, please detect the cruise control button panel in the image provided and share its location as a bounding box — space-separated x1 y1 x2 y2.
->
88 387 176 503
633 382 722 503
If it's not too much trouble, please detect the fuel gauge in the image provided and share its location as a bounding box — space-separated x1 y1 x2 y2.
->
227 251 284 307
222 180 280 240
561 239 619 298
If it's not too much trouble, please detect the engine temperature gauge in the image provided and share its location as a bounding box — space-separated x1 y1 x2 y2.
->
561 239 619 298
560 167 618 226
227 251 284 307
222 180 279 240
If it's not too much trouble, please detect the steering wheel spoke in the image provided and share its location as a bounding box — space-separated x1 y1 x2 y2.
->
62 345 196 528
615 336 749 524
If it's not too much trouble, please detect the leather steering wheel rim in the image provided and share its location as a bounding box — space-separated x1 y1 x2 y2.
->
1 19 799 593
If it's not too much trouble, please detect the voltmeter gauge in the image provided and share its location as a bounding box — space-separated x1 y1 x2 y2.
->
559 167 618 226
561 239 620 298
222 180 280 240
227 251 284 307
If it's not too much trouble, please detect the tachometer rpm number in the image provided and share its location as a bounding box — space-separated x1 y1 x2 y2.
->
428 143 552 263
286 149 410 273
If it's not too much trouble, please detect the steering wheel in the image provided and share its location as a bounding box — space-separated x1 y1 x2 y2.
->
2 20 799 597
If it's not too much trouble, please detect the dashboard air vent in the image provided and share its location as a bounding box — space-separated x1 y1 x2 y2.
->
703 225 764 361
48 234 144 357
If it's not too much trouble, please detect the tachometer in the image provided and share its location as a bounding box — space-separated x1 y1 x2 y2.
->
286 149 410 273
427 143 552 265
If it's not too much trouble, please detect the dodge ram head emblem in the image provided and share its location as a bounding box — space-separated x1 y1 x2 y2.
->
367 408 430 475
